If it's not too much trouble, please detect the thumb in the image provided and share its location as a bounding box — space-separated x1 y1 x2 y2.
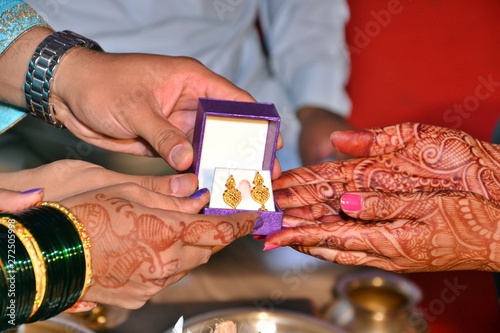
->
133 112 193 171
0 188 44 212
331 122 420 157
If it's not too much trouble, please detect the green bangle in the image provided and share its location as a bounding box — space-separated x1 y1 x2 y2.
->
17 206 85 322
0 223 37 330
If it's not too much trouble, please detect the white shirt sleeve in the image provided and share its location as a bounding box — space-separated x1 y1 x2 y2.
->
259 0 351 117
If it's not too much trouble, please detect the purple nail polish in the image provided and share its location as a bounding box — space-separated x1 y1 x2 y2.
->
21 188 43 195
253 217 264 231
188 188 209 199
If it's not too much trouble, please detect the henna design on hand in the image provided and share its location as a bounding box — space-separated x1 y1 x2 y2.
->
71 194 246 291
267 191 500 272
268 123 500 272
274 123 500 221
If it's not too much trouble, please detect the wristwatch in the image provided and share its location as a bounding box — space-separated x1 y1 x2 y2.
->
24 30 103 128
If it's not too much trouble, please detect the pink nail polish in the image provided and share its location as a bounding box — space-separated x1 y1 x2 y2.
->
340 193 362 211
263 244 280 251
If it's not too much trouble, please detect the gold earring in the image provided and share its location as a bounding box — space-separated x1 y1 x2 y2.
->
251 172 270 211
223 175 242 209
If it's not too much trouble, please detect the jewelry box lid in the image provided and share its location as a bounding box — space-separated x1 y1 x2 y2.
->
190 98 281 189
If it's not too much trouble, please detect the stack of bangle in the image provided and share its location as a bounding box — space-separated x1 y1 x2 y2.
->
0 202 92 330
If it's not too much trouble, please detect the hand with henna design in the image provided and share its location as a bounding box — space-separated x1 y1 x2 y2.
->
266 123 500 272
59 183 260 309
265 190 500 272
273 122 500 221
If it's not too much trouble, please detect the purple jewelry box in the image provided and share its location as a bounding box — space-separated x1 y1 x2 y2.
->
189 98 283 235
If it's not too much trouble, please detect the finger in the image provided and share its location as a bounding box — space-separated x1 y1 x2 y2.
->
276 133 284 150
264 218 417 254
292 246 400 271
61 117 157 157
95 183 209 214
0 188 44 212
62 301 97 314
281 215 323 228
272 160 348 190
330 122 421 157
283 200 341 220
340 191 443 221
274 181 347 209
130 110 194 171
136 173 199 198
179 212 260 247
272 157 282 180
201 74 256 103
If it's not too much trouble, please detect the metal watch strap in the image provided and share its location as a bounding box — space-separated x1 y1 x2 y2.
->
24 30 103 128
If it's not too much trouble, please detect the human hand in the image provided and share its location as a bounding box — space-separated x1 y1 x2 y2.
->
0 188 44 212
50 50 256 171
297 107 353 165
273 122 500 220
0 160 199 201
60 184 260 309
265 190 500 272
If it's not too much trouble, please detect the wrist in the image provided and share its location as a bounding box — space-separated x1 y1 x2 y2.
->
24 30 103 128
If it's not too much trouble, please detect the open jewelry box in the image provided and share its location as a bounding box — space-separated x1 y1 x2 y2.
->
189 98 283 235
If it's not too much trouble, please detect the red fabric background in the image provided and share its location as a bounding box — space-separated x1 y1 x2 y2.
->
345 1 500 332
346 0 500 141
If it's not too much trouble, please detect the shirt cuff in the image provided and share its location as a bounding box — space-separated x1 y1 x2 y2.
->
0 103 26 134
1 1 51 55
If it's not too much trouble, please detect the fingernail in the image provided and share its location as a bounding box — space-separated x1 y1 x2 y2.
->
170 143 192 169
281 223 291 229
189 188 209 199
253 217 264 231
340 193 363 211
21 188 43 194
171 174 195 194
263 244 280 251
253 235 265 241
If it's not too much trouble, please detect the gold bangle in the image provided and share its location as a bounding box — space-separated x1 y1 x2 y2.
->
0 217 47 317
39 202 93 299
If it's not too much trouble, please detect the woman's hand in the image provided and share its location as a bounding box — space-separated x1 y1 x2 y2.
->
265 190 500 272
0 159 199 201
60 183 260 309
273 122 500 221
0 188 44 212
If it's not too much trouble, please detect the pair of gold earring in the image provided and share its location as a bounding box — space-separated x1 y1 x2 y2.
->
223 172 270 211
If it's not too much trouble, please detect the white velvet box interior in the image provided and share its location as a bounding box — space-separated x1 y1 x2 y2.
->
198 115 271 198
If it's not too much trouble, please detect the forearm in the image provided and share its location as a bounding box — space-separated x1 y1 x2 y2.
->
0 26 52 108
0 1 53 108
